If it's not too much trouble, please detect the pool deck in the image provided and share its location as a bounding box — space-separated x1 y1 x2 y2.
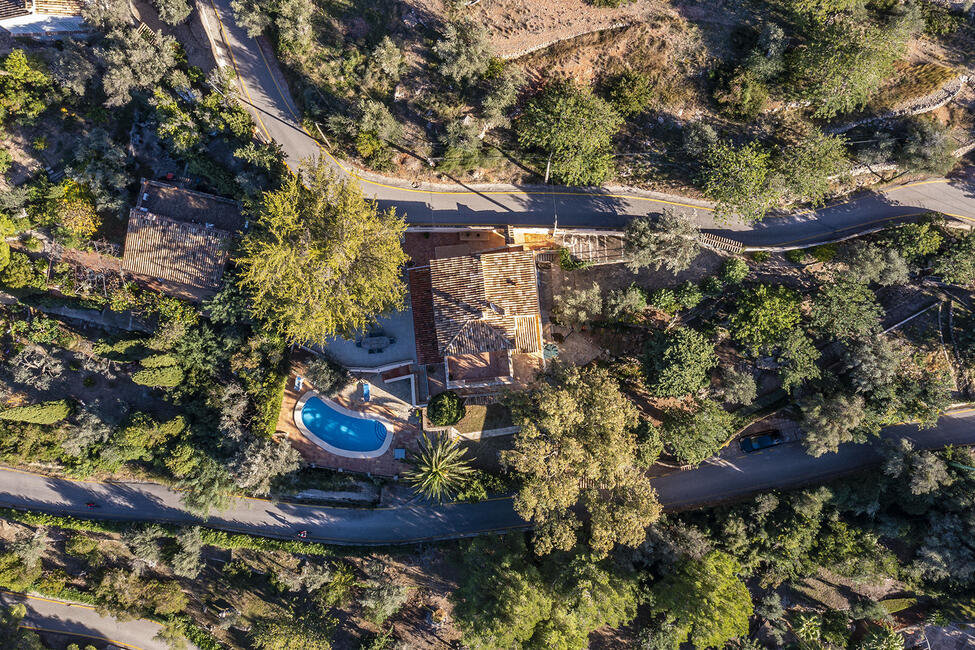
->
277 356 421 477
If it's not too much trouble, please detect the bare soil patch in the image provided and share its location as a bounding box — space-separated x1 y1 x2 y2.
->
404 0 669 58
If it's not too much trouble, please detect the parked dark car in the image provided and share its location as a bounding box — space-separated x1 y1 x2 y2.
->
739 432 784 453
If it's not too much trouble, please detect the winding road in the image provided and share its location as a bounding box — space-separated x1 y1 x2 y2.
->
0 590 184 650
8 7 975 646
0 408 971 545
201 0 975 246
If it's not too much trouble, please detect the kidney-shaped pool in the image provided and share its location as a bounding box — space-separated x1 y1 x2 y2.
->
293 391 393 459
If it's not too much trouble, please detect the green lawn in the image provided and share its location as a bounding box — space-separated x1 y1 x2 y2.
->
452 403 515 435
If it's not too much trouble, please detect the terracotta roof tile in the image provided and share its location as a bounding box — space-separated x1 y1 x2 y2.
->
429 250 541 357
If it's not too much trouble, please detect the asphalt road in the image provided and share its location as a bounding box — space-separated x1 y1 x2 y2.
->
0 408 970 545
0 590 185 650
203 0 975 244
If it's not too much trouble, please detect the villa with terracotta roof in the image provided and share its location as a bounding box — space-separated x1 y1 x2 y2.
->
429 250 543 389
120 180 242 299
278 229 548 475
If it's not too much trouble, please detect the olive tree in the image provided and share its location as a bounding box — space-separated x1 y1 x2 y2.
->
433 18 492 85
624 209 701 274
517 79 623 186
502 366 661 556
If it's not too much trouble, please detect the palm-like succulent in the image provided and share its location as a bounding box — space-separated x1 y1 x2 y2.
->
404 433 474 503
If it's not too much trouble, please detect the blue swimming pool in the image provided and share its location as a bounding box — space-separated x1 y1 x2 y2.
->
297 394 390 457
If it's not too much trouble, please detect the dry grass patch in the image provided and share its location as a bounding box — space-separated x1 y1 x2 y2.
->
871 62 960 110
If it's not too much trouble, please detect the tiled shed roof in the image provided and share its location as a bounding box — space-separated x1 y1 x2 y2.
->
121 212 231 289
120 180 241 294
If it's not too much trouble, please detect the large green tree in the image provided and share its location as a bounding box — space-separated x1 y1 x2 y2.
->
239 160 408 345
662 400 736 466
778 129 848 206
623 209 701 274
517 80 623 186
800 392 867 456
787 10 919 118
0 603 43 650
703 140 782 222
934 233 975 287
642 327 716 398
777 329 821 392
0 50 51 125
453 537 639 650
729 284 803 351
501 366 661 556
810 275 882 341
651 551 753 649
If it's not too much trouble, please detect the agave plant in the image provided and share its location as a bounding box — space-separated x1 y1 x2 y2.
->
404 433 474 503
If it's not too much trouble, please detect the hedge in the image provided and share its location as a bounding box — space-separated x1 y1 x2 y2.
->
427 391 465 427
132 365 184 388
0 508 127 534
0 507 334 556
880 597 917 614
0 400 71 425
253 369 288 437
140 353 179 368
198 529 334 557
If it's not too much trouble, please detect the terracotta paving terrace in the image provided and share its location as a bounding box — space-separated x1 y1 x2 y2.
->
276 357 421 477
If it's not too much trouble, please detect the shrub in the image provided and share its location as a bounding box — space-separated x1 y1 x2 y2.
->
933 233 975 287
728 285 803 350
604 285 647 323
886 219 943 262
650 288 680 314
0 399 71 425
304 356 352 396
1 251 46 291
750 250 770 263
361 581 410 625
675 282 703 310
427 391 465 426
634 420 663 469
720 368 757 407
785 249 806 264
131 365 184 388
720 258 749 284
139 354 178 368
702 276 724 296
558 247 589 271
606 70 653 116
554 283 603 327
809 243 837 263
